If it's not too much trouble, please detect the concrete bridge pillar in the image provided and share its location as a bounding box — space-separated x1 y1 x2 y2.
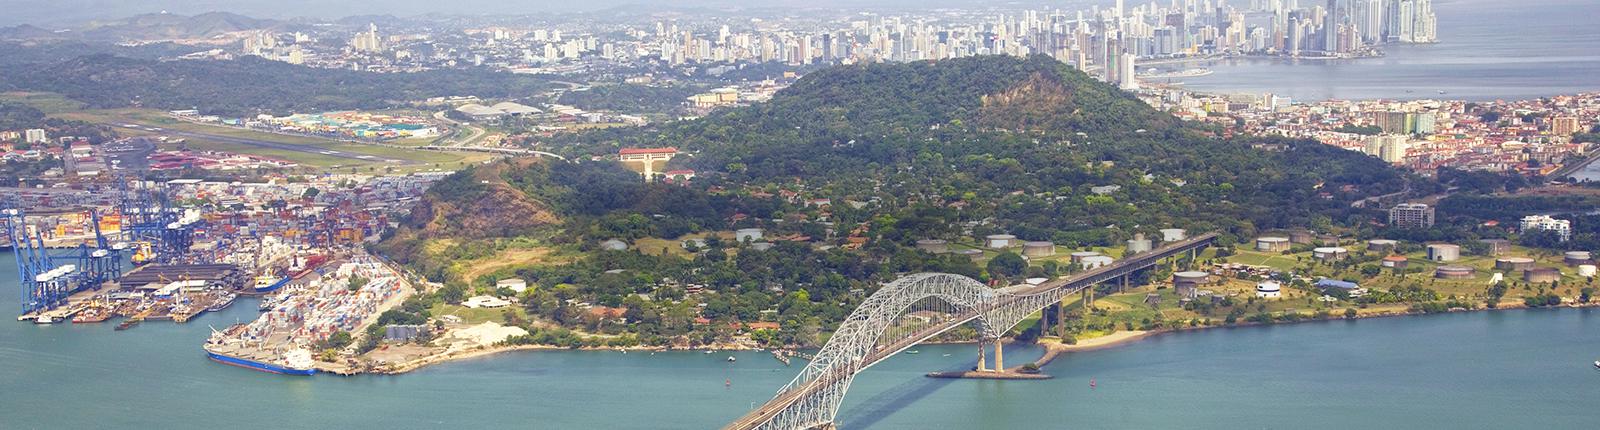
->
975 339 988 372
993 339 1004 371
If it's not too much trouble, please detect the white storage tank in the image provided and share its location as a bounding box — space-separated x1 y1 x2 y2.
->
1022 241 1056 257
1069 251 1102 264
1126 234 1153 254
915 239 949 254
1312 247 1348 261
1564 251 1592 266
1256 281 1282 298
1080 255 1115 270
1426 244 1460 262
984 234 1016 249
953 248 984 262
735 228 764 242
1159 228 1187 242
1256 237 1291 252
1579 265 1597 278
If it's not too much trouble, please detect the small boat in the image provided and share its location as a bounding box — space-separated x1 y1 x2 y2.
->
905 350 920 355
115 319 140 331
704 350 714 354
942 353 952 357
1090 378 1096 389
1593 360 1599 370
726 356 737 362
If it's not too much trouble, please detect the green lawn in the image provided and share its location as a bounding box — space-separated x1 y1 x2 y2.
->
52 107 493 172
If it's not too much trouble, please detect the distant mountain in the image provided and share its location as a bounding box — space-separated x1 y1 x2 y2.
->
0 24 66 41
80 11 285 40
0 12 286 42
0 53 552 116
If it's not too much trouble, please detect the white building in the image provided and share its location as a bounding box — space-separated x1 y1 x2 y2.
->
24 129 47 144
1520 215 1571 242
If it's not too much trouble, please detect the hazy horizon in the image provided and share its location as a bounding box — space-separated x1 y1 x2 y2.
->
0 0 1105 27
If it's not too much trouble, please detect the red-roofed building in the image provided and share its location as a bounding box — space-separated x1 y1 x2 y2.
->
618 147 678 182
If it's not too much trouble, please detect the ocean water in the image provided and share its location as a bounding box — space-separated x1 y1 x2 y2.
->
2 250 1599 429
1176 0 1600 101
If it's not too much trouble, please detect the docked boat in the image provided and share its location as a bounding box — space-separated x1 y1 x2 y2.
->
33 315 55 325
207 293 237 312
204 347 318 376
257 295 277 312
253 275 292 294
73 307 111 324
905 350 920 355
115 319 140 331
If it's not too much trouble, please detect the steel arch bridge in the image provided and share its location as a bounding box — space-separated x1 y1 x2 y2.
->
724 233 1217 430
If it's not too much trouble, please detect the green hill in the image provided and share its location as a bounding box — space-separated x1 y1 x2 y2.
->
375 55 1410 347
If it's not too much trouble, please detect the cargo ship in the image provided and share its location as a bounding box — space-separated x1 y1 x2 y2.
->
253 275 291 294
204 348 319 376
205 325 318 376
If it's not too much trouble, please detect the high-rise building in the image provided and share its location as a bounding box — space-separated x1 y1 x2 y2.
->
1389 203 1435 228
24 128 47 144
350 23 384 53
1379 135 1408 163
1549 116 1580 136
1521 215 1571 242
1119 52 1139 90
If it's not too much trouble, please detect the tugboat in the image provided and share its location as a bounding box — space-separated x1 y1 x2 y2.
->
115 319 141 331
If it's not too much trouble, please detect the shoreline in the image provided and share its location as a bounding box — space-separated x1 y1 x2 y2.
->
1027 300 1600 370
355 301 1598 376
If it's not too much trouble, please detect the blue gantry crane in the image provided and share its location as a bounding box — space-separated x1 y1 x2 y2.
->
4 207 124 315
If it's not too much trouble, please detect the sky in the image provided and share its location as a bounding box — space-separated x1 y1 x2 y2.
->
0 0 1096 27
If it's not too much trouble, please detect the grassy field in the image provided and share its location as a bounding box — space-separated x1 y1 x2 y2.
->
431 303 527 325
8 93 496 172
637 232 739 259
0 91 86 113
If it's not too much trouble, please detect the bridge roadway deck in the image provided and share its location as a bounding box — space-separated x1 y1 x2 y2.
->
722 233 1218 430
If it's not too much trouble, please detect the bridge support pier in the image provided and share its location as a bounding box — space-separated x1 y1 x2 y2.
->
976 340 988 372
993 339 1004 371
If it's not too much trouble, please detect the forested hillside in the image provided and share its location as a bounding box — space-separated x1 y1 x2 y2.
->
377 55 1411 348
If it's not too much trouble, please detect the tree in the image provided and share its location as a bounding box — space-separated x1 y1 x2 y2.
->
987 252 1028 279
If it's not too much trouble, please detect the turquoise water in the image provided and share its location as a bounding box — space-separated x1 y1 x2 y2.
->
3 250 1599 429
1180 0 1600 101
